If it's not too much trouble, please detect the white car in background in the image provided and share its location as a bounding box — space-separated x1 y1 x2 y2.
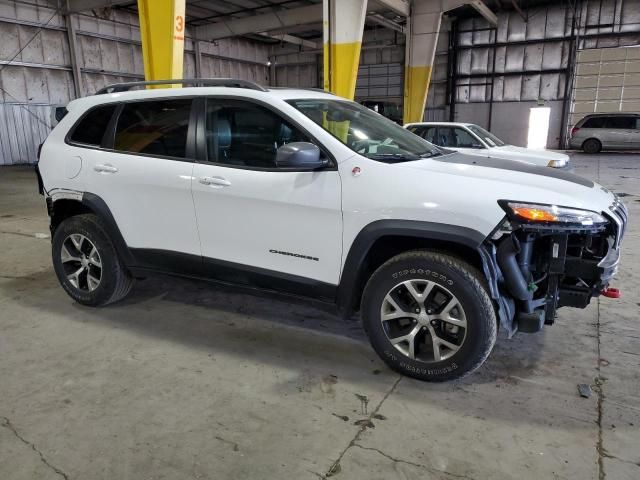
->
405 122 571 170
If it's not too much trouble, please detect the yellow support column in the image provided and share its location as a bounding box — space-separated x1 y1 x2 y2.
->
323 0 367 99
137 0 186 85
403 2 443 124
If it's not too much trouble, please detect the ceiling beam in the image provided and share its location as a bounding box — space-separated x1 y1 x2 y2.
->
510 0 528 21
257 32 319 49
195 1 411 42
267 23 323 36
468 0 498 26
195 4 322 41
369 0 410 17
366 13 405 33
65 0 133 13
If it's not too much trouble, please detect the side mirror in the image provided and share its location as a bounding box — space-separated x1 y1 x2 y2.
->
471 143 485 149
276 142 326 170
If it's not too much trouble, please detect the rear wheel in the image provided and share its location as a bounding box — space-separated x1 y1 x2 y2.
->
52 214 133 306
361 251 497 382
582 138 601 154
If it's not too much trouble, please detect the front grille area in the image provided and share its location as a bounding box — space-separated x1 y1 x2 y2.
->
609 197 628 248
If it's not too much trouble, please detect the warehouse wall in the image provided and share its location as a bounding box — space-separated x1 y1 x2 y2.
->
0 0 270 165
271 0 640 149
452 0 640 148
269 48 318 89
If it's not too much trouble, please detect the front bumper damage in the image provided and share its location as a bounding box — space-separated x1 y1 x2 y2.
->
488 197 628 336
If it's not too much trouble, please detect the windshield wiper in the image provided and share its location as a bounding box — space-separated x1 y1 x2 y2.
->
419 150 443 158
367 153 420 163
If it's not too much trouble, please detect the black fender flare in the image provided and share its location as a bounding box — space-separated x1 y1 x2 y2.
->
336 219 504 320
80 192 135 266
49 192 135 266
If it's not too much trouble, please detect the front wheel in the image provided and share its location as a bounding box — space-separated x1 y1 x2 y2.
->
361 251 497 382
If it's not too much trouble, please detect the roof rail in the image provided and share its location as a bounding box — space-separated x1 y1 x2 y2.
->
95 78 268 95
269 86 336 95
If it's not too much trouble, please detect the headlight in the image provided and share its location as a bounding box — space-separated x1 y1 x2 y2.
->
547 158 568 168
499 201 608 226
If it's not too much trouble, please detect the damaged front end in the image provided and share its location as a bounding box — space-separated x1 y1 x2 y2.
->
486 197 628 336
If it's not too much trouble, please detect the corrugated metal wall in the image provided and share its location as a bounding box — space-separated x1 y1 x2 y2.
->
454 10 572 105
0 0 270 165
270 46 319 89
0 103 51 165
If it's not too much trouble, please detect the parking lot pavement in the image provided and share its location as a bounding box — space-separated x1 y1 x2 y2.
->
1 154 638 480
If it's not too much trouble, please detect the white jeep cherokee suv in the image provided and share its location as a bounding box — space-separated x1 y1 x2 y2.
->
37 79 627 382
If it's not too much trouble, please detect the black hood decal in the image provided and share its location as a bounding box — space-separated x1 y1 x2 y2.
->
433 153 594 188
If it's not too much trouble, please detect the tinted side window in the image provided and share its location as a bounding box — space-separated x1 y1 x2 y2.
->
605 116 634 129
582 117 605 128
435 127 480 148
114 99 192 158
411 126 437 143
435 127 456 147
205 99 314 168
69 105 116 146
453 128 481 148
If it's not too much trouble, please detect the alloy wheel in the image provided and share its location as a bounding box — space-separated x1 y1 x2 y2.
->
380 279 467 363
60 234 102 292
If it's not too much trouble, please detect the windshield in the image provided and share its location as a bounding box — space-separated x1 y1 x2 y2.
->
467 124 505 147
287 99 441 162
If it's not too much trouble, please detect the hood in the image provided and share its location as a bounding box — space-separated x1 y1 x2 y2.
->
487 145 570 165
396 152 613 214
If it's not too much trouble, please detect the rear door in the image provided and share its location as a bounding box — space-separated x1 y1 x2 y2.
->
78 97 201 256
603 116 633 148
631 117 640 148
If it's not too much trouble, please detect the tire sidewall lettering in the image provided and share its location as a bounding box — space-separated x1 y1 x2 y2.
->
391 269 454 286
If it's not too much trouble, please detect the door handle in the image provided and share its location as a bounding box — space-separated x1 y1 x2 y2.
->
94 164 118 174
199 176 231 187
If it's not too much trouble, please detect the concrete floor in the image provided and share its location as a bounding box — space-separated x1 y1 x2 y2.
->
0 154 638 480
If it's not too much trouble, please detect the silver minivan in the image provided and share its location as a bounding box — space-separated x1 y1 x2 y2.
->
570 113 640 153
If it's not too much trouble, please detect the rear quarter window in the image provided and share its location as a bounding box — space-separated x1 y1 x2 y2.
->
581 117 605 128
68 104 117 146
605 116 635 129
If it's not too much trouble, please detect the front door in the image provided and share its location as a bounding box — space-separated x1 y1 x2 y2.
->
191 98 343 288
437 126 490 156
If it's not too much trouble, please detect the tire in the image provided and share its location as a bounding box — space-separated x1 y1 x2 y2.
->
52 214 133 306
361 251 497 382
582 138 601 154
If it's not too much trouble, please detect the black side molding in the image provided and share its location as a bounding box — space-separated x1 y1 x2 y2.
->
129 248 336 303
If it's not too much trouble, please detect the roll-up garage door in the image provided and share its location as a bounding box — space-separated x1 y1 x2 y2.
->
570 46 640 128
